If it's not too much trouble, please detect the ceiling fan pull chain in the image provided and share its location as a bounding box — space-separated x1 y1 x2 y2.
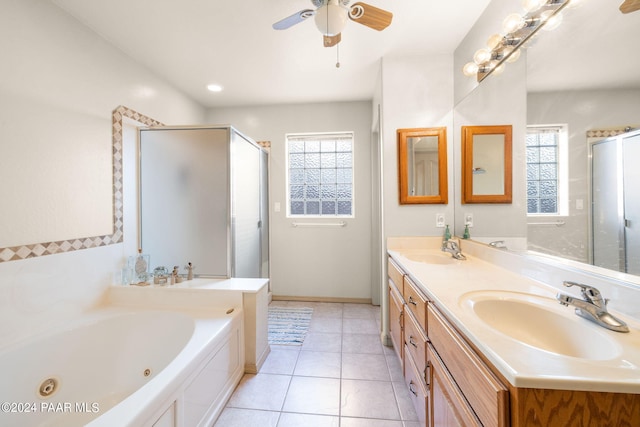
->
336 43 340 68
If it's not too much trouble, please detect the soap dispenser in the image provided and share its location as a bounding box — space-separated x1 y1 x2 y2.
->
463 224 470 239
443 224 451 241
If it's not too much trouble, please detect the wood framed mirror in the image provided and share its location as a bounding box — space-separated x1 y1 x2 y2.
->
461 125 512 204
398 127 448 204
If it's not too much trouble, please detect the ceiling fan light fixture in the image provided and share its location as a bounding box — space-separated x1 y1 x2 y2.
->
314 1 348 36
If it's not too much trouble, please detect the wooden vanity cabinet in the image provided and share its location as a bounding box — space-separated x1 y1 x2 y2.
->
388 254 640 427
387 255 509 427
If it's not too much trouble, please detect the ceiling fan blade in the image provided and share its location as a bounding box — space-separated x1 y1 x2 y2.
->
620 0 640 13
323 33 341 47
348 2 393 31
272 9 315 30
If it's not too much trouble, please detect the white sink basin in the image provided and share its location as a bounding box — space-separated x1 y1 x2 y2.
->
459 291 622 360
402 250 458 265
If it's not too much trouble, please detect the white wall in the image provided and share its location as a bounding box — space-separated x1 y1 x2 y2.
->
527 88 640 261
206 102 373 301
0 0 204 346
380 55 456 238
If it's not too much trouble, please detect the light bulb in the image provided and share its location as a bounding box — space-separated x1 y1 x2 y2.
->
473 48 491 65
541 10 563 31
522 0 546 13
463 62 479 77
503 13 524 33
487 34 504 50
314 1 348 36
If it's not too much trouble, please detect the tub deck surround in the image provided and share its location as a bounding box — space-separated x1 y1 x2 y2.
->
109 277 271 374
387 237 640 394
0 306 244 427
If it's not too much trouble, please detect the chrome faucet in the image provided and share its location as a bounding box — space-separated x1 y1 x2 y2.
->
441 239 466 260
556 281 629 333
489 240 507 249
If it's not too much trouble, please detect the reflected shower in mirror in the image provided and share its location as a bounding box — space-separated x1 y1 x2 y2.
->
397 127 448 204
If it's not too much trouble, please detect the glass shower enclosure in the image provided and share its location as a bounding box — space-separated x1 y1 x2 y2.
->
138 125 269 279
590 128 640 274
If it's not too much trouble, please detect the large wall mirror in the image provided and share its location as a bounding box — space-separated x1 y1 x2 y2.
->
461 125 512 204
397 127 448 204
454 0 640 284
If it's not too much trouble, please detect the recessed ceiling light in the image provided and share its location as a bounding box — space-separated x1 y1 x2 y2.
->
207 84 223 92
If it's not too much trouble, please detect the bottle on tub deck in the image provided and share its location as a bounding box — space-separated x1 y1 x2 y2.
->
185 262 194 281
128 249 150 285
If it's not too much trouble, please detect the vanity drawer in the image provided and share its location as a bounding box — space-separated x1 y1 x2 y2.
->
404 309 427 385
427 305 509 427
404 344 428 425
388 257 404 294
403 276 427 330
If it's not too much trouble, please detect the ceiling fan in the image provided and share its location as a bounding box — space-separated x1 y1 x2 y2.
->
272 0 393 47
620 0 640 13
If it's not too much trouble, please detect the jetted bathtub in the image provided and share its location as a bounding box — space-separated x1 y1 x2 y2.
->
0 306 244 427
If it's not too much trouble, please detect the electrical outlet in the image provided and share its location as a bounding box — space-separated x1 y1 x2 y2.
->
436 213 445 228
465 213 474 227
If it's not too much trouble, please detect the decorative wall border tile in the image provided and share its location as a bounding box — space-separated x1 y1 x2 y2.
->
0 106 163 262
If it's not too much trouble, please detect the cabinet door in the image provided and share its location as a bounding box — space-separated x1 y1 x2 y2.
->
427 344 482 427
389 283 404 362
405 344 428 425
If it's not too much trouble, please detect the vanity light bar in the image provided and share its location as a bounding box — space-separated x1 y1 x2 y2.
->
463 0 574 82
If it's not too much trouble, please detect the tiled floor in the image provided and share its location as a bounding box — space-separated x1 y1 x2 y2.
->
213 301 420 427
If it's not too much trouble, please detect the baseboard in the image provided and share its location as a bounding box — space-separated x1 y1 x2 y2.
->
272 295 373 304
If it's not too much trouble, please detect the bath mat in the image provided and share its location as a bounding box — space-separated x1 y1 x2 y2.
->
268 306 313 345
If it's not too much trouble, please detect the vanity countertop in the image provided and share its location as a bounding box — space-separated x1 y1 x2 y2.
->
388 238 640 394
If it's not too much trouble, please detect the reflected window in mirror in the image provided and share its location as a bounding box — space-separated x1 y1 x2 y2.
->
526 125 569 216
461 125 512 204
397 127 448 204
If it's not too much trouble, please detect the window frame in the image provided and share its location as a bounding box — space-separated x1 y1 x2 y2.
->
285 131 355 219
526 124 569 217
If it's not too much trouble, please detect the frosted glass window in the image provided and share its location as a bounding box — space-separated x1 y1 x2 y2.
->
287 132 354 217
526 125 566 215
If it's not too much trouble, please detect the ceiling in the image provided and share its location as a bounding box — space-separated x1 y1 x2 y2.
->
51 0 492 108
